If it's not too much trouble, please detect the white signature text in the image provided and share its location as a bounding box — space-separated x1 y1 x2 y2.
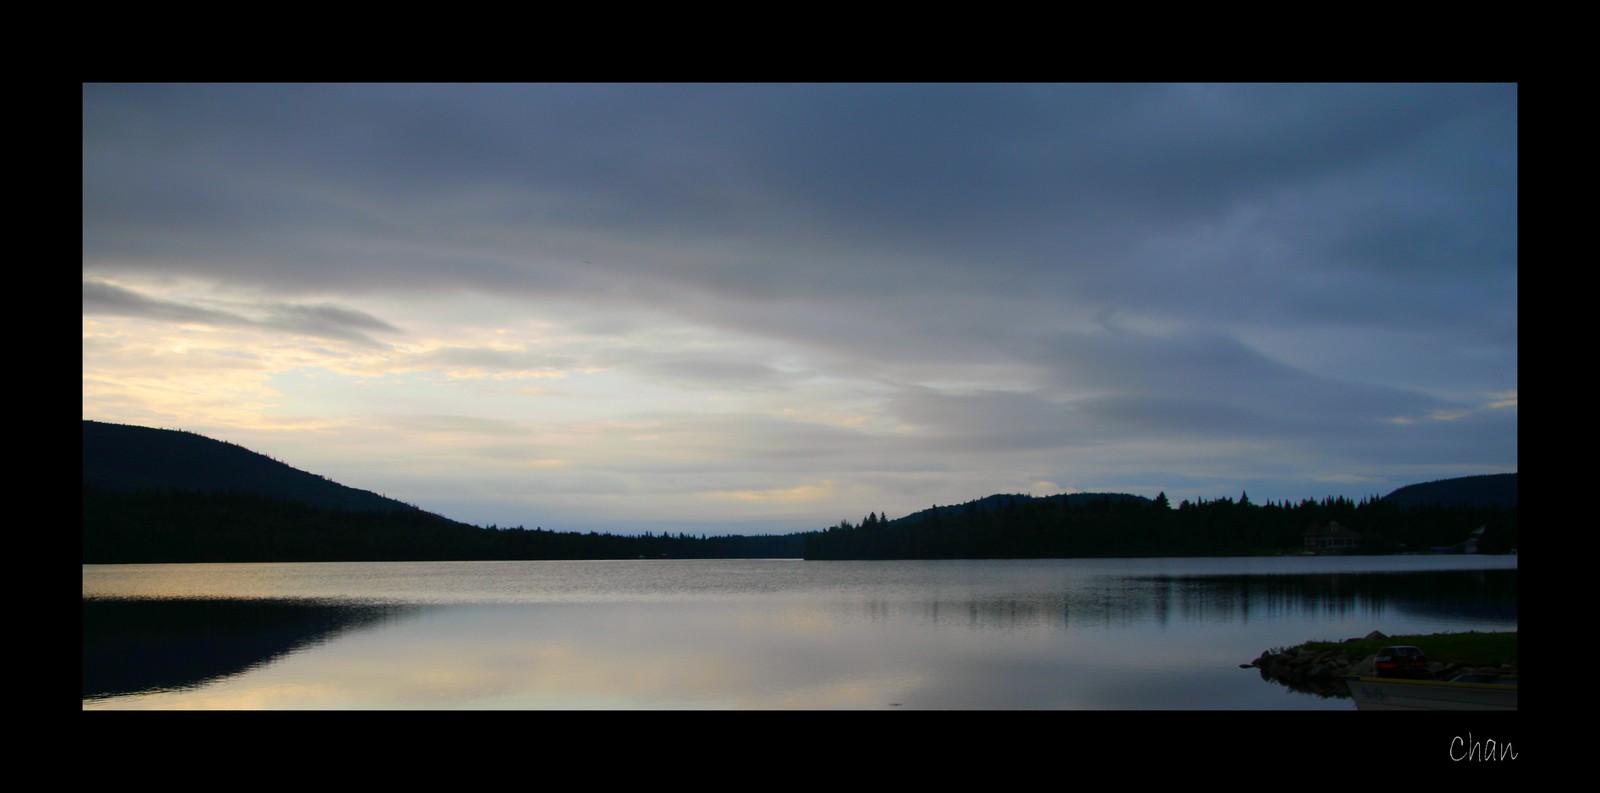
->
1451 733 1517 761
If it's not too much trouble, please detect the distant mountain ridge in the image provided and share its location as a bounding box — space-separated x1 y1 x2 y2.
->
890 492 1150 525
82 420 428 516
1381 473 1517 509
81 419 1517 564
81 420 807 563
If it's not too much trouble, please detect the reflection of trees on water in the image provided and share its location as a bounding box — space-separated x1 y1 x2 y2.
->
1155 570 1518 625
847 569 1516 632
82 598 422 700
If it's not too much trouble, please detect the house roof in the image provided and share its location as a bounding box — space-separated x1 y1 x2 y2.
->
1303 521 1361 538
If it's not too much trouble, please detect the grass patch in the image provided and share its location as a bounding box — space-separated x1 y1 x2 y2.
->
1303 631 1516 669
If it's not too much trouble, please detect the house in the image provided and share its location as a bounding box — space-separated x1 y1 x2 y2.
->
1303 521 1361 552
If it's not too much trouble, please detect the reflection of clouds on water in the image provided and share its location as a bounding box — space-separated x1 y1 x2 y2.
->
83 558 1516 709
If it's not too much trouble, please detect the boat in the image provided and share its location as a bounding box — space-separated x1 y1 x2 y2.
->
1344 674 1517 710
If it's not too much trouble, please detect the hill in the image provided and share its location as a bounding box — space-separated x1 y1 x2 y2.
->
805 481 1517 559
1381 473 1517 509
83 420 426 515
81 420 1515 563
889 491 1150 525
81 420 806 562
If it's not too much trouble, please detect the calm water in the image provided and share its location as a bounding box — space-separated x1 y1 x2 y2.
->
82 555 1516 709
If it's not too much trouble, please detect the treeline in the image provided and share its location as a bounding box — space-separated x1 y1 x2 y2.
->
82 483 805 563
80 482 1517 564
802 492 1518 560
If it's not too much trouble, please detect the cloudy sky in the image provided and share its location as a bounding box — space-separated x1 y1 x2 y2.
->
82 84 1517 535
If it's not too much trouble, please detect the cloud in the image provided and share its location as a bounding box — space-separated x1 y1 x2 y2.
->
698 481 840 504
886 388 1080 453
264 303 398 334
84 278 399 348
621 356 790 391
82 85 1510 299
83 279 240 325
1032 327 1456 421
81 84 1517 532
407 346 578 378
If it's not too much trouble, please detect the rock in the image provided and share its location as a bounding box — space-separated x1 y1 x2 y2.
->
1254 633 1515 699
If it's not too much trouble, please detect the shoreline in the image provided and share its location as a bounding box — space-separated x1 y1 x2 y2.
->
1247 630 1517 697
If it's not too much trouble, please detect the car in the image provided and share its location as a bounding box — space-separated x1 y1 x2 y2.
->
1373 645 1431 679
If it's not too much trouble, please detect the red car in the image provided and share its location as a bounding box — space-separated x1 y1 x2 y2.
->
1373 645 1431 678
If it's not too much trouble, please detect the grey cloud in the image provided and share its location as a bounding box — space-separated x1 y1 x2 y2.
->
1033 328 1452 421
1071 396 1294 439
258 303 400 345
80 84 1517 399
267 303 398 333
887 388 1081 453
632 414 874 462
1318 407 1517 470
82 85 1516 523
412 346 579 374
83 279 398 348
84 279 238 325
625 357 789 391
869 325 1485 465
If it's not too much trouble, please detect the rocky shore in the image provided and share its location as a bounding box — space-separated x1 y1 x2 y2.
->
1245 631 1517 698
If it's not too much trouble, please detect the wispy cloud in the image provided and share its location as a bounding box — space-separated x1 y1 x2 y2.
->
82 84 1517 532
84 278 400 348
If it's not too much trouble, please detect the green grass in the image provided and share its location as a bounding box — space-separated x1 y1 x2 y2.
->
1302 631 1516 670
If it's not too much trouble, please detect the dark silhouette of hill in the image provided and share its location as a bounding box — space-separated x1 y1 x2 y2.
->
83 420 425 514
1381 473 1517 509
889 492 1151 526
80 420 1513 563
81 420 806 562
806 485 1516 559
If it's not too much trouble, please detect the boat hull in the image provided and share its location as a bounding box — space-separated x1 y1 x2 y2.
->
1344 675 1517 710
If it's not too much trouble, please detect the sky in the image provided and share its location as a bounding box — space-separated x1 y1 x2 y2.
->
82 83 1517 535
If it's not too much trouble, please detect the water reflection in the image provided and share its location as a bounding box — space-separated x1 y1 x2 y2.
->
81 558 1516 709
832 568 1515 633
1142 569 1518 627
82 598 420 700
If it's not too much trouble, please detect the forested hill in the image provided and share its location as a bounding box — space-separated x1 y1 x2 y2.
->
83 420 424 515
81 420 808 563
805 487 1517 559
80 420 1517 564
1381 473 1517 509
889 492 1150 525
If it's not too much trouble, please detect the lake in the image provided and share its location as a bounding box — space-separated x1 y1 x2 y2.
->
82 555 1516 710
